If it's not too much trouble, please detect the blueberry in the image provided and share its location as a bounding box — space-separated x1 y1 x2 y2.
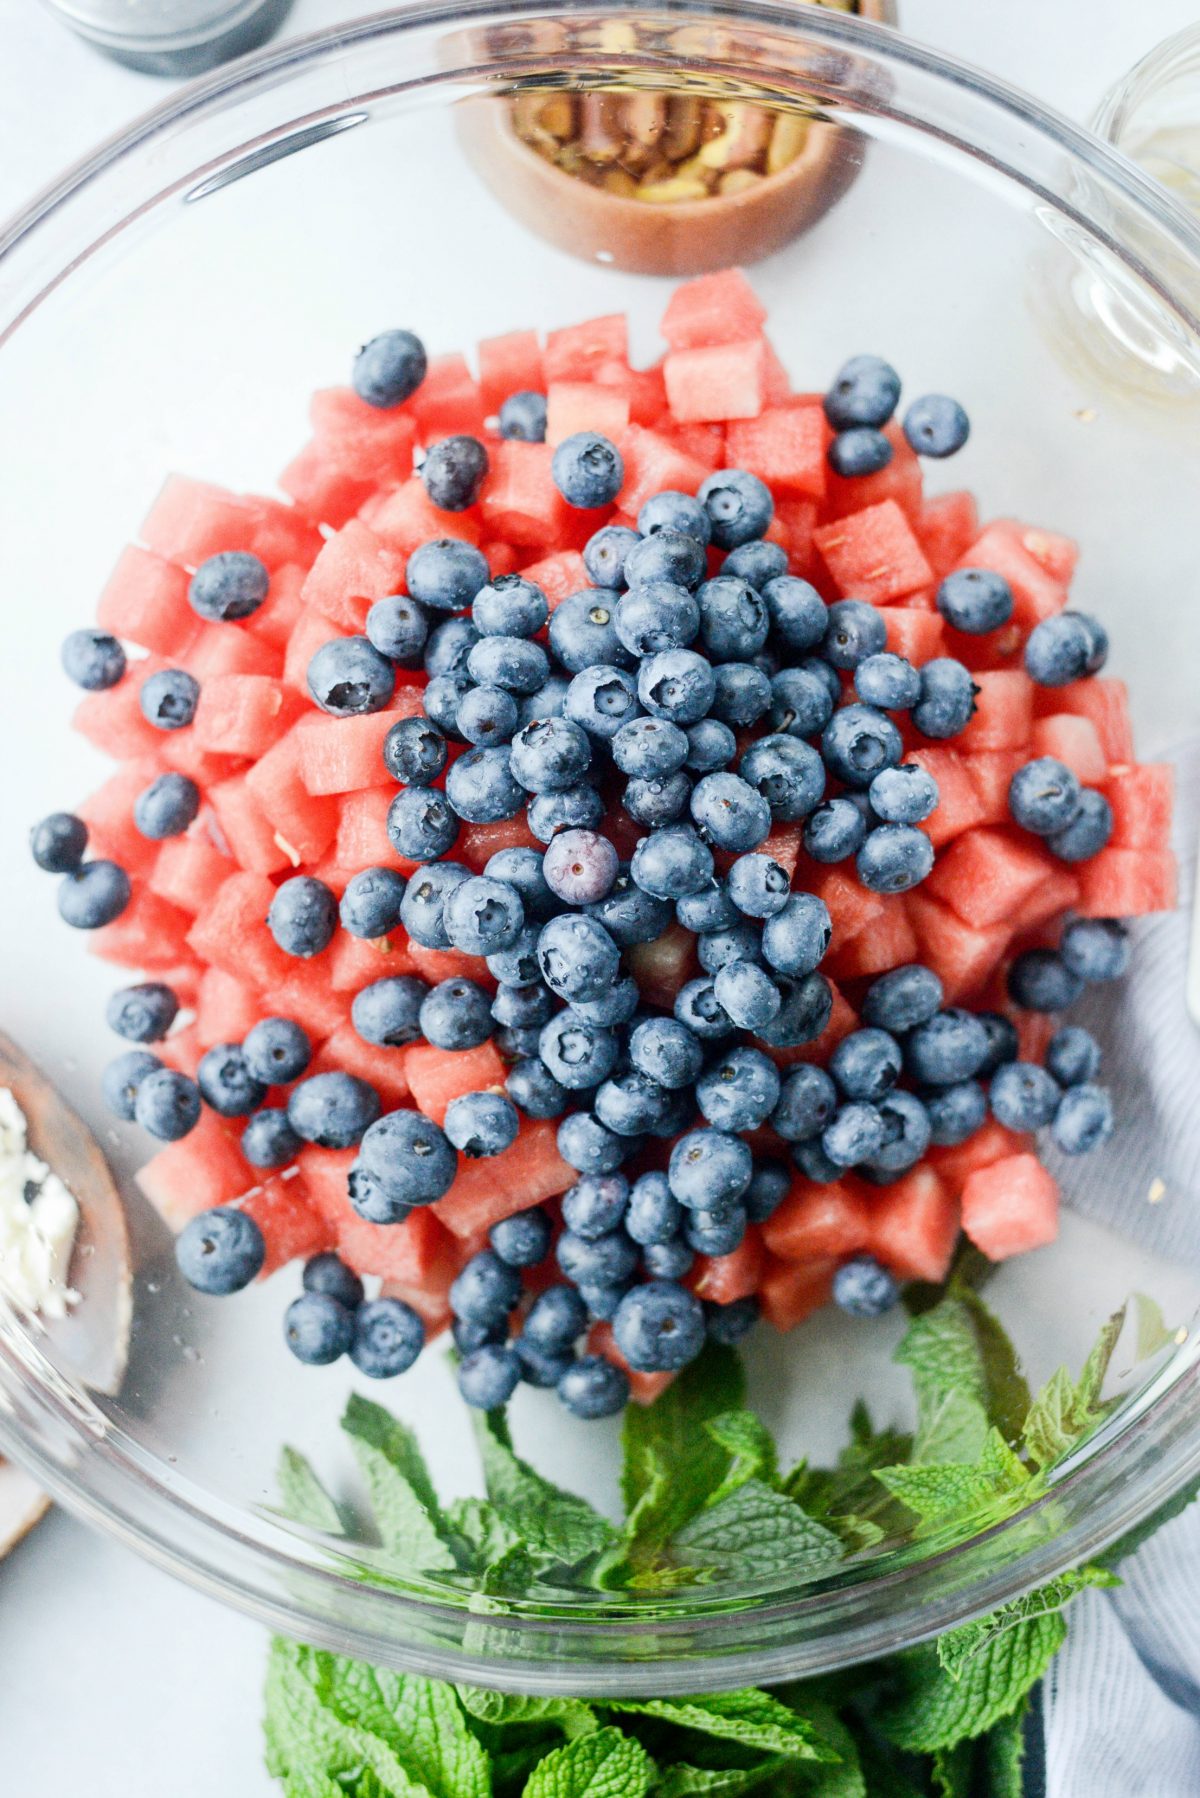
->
587 879 671 952
622 1174 680 1250
561 1174 629 1241
467 635 549 698
176 1206 264 1294
1007 950 1084 1012
630 824 714 899
724 539 787 587
869 764 938 825
694 577 769 664
484 850 556 926
134 1067 201 1141
406 538 490 613
557 1110 627 1175
398 862 470 950
937 567 1012 636
519 670 571 727
558 1356 629 1419
30 811 88 874
535 911 621 1005
761 893 833 977
904 1009 990 1085
696 1046 781 1132
539 831 617 909
925 1080 988 1145
348 1160 412 1226
685 1205 747 1256
1024 613 1094 686
1052 1083 1114 1156
697 922 762 976
743 1162 790 1225
624 767 690 830
498 390 547 441
421 435 488 511
621 1019 699 1095
674 975 735 1041
803 799 870 870
754 970 835 1051
760 575 827 653
740 734 826 821
284 1292 353 1365
485 1206 551 1270
565 664 641 740
104 1056 164 1135
613 1280 705 1372
445 1091 520 1158
454 684 517 748
705 1296 760 1344
824 600 888 672
611 718 688 783
911 658 977 739
598 1068 676 1136
268 876 337 958
495 1025 543 1061
454 1316 506 1355
584 524 640 589
904 394 970 457
365 593 428 665
638 489 712 544
677 880 740 934
287 1072 380 1149
685 719 738 773
458 1344 521 1409
1008 757 1083 836
572 1281 628 1319
668 1128 752 1211
548 589 629 674
140 667 199 731
553 431 624 507
506 1057 568 1120
976 1012 1020 1077
823 1101 885 1167
106 982 178 1044
833 1255 899 1318
359 1108 456 1204
303 1252 365 1311
772 1063 838 1142
855 653 922 712
862 964 944 1034
515 1338 574 1389
350 976 427 1049
829 428 893 477
352 328 426 407
424 673 474 735
624 533 707 592
1047 790 1113 863
822 704 903 790
524 1285 589 1353
485 924 543 988
308 637 395 716
699 468 773 548
419 977 494 1050
444 876 525 957
61 628 125 690
557 1227 640 1288
492 983 555 1032
133 772 200 840
536 1015 614 1095
768 666 837 739
57 860 131 929
351 1297 425 1379
636 649 715 729
830 1028 902 1102
443 750 523 826
188 551 269 622
824 355 901 429
1060 918 1131 983
715 857 782 927
793 1138 844 1184
868 1089 932 1173
688 772 770 855
710 662 773 731
1077 614 1109 674
197 1043 267 1117
340 867 408 941
990 1060 1062 1130
856 823 934 894
241 1108 303 1168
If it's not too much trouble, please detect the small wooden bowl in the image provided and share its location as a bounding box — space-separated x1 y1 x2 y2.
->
457 1 896 277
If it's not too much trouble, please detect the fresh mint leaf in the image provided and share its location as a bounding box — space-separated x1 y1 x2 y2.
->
896 1298 988 1415
788 1702 865 1797
341 1395 459 1573
1022 1307 1124 1469
280 1771 351 1798
878 1608 1066 1752
935 1565 1117 1682
929 1739 972 1798
473 1408 614 1565
519 1724 653 1797
263 1638 429 1794
1133 1291 1176 1360
672 1479 844 1582
653 1760 791 1795
954 1288 1031 1446
897 1292 1031 1456
276 1446 345 1535
783 1403 913 1543
704 1411 780 1504
610 1689 837 1763
877 1427 1029 1529
377 1668 491 1798
456 1686 598 1738
911 1388 990 1468
980 1699 1028 1798
449 1496 526 1567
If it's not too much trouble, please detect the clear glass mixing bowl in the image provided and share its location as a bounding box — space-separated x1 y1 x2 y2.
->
2 2 1200 1695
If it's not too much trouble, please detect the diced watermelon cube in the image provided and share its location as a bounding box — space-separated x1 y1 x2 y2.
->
814 499 933 605
194 966 261 1046
458 814 540 870
926 827 1052 929
279 443 374 529
300 521 406 633
958 670 1034 752
724 406 828 500
136 1111 250 1228
1104 763 1173 851
240 1171 333 1277
907 749 984 846
774 496 819 578
1009 522 1079 587
91 886 194 972
480 441 570 547
664 338 766 424
73 673 165 763
616 426 712 517
484 543 520 579
405 941 492 987
410 353 486 440
1039 678 1134 764
808 864 885 951
78 758 163 870
308 387 417 483
587 1323 675 1405
327 930 414 994
907 889 1011 1002
824 424 923 522
829 896 919 980
188 624 280 683
297 697 421 796
365 477 483 556
595 358 668 427
404 1040 508 1125
545 382 631 448
148 831 233 914
248 563 307 652
433 1119 575 1237
931 1121 1034 1193
627 922 698 1008
300 1145 458 1283
311 1023 411 1110
544 314 628 382
158 1021 203 1074
660 270 767 351
332 785 399 872
208 772 291 875
916 490 980 579
961 1153 1059 1261
762 1179 872 1262
883 608 945 665
186 871 296 990
955 522 1067 631
245 730 340 865
961 751 1022 829
283 608 349 696
1075 847 1177 917
518 550 590 609
478 329 544 414
1009 862 1080 932
258 964 345 1041
193 674 296 757
96 546 200 659
686 1230 765 1304
138 477 256 568
758 1255 836 1331
871 1166 960 1281
761 824 802 879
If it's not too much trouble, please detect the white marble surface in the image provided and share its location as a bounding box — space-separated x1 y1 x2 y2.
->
0 0 1197 1790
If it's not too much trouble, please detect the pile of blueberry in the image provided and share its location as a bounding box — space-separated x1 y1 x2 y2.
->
30 343 1127 1419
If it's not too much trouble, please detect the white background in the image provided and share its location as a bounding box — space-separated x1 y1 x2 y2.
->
0 0 1197 1790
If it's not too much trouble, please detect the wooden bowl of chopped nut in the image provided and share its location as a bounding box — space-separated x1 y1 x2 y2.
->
457 0 896 276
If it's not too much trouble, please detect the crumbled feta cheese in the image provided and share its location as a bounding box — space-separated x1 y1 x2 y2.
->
0 1087 79 1320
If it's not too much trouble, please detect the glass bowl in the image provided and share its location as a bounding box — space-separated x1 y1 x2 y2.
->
2 2 1200 1696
